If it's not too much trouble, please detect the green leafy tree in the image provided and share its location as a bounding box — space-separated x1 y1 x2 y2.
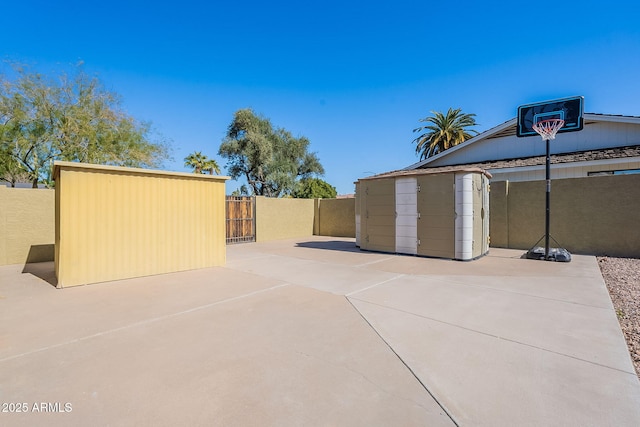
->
218 108 324 197
0 63 170 187
412 108 478 160
0 147 31 187
184 151 220 174
293 178 337 199
230 184 249 196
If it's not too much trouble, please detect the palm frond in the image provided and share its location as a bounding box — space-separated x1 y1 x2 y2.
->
412 107 478 160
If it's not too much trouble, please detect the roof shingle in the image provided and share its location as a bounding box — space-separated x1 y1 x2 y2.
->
416 145 640 171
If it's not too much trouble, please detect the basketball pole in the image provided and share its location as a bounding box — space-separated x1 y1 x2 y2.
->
545 138 551 260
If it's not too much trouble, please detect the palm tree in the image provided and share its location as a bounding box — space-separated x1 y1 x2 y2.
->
412 108 478 160
184 151 220 175
202 158 221 175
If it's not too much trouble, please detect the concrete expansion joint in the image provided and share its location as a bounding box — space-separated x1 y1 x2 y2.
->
293 348 435 413
346 298 461 427
353 257 396 268
346 274 406 297
349 299 637 377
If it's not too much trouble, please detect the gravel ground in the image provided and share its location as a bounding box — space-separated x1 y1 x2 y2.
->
598 257 640 378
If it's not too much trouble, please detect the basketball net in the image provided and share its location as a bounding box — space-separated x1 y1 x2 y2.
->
532 119 565 141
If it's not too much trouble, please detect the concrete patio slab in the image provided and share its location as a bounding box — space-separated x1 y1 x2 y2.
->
2 235 639 426
1 256 452 427
366 246 600 278
228 238 395 267
227 252 402 295
0 263 284 361
352 299 640 426
348 273 632 371
414 274 614 309
224 237 640 426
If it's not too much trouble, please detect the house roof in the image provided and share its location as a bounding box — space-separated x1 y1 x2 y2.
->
411 145 640 173
405 113 640 170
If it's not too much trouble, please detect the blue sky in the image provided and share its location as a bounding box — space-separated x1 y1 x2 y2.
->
3 0 639 194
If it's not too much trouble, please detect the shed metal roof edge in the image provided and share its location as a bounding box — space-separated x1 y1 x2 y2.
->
357 166 492 182
53 161 230 181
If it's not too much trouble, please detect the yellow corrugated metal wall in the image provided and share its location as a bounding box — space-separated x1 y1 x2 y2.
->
55 162 228 288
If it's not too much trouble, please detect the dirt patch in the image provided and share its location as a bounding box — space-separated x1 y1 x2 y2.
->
598 257 640 378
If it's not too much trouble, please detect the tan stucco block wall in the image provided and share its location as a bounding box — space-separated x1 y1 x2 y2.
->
504 180 546 250
488 181 509 248
490 174 640 257
0 187 55 266
317 198 355 238
55 162 228 287
255 196 315 242
551 175 640 257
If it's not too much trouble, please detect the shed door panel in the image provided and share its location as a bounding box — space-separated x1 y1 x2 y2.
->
417 174 455 258
363 179 395 253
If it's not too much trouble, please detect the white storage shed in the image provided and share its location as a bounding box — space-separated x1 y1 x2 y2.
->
355 168 491 261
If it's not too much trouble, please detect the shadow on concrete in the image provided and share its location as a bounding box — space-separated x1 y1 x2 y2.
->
22 261 57 288
296 240 361 253
24 244 55 263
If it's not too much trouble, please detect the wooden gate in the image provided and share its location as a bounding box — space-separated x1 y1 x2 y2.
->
226 196 255 244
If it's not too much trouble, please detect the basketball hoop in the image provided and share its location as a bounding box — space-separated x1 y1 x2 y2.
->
517 97 582 262
532 119 565 141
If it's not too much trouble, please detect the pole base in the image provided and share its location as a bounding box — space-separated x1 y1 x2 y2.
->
525 246 572 262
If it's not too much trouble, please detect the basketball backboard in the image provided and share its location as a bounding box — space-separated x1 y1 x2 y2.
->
517 96 584 137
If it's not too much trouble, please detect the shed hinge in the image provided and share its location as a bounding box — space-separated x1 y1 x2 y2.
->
417 184 421 193
417 212 421 219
